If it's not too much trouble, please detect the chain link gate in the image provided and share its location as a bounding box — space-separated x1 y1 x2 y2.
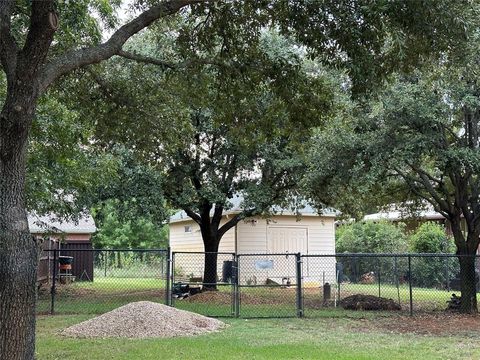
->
236 253 301 318
170 252 236 317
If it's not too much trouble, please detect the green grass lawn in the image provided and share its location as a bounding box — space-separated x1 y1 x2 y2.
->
36 313 480 360
37 276 470 317
35 278 480 359
37 277 166 315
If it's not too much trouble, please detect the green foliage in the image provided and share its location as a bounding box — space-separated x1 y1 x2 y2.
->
91 147 170 226
409 222 455 254
186 0 473 95
408 222 458 289
92 200 168 250
305 33 480 263
336 221 408 283
70 29 342 234
336 221 408 254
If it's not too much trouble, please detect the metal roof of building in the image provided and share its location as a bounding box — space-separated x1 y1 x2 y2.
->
28 213 97 234
364 204 445 222
170 195 338 223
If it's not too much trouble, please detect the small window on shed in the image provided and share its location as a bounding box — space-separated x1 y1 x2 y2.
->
184 225 192 233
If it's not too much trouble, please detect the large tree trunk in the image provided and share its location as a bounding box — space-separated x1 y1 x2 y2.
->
450 217 479 314
458 254 477 313
203 239 220 291
117 251 123 268
0 105 38 359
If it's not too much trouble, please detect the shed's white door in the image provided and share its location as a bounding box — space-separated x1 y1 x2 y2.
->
266 226 308 254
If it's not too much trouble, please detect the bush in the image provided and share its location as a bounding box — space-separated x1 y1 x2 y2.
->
409 222 455 253
336 221 408 283
336 221 408 253
408 222 458 289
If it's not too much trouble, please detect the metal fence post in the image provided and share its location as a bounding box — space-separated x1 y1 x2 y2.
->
104 250 107 277
165 247 171 306
394 256 400 306
445 256 450 291
296 253 303 318
234 254 240 318
377 257 381 298
408 254 413 316
50 249 58 315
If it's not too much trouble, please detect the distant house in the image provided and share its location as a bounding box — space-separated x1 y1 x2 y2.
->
32 213 97 282
169 198 337 285
364 204 462 236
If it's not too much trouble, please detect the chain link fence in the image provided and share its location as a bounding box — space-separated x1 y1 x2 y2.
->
37 250 479 318
37 249 167 315
171 252 236 317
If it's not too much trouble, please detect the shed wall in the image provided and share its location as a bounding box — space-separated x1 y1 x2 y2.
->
169 215 336 285
236 216 336 285
169 219 235 253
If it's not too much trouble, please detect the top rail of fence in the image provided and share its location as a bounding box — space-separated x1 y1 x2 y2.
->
172 251 235 255
302 253 478 258
237 252 301 256
42 248 168 253
39 249 478 258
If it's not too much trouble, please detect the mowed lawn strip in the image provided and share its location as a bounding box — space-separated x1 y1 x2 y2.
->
37 276 474 316
36 314 480 360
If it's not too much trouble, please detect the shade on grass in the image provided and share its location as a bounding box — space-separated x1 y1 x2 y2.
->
36 315 480 360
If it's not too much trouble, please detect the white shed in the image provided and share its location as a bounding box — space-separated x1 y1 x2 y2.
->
169 203 337 285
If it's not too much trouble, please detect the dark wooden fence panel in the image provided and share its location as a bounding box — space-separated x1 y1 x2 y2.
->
37 238 59 282
60 243 94 281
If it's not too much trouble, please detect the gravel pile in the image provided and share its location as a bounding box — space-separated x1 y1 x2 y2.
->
63 301 226 339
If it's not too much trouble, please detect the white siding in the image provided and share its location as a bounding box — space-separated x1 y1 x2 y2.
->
236 215 335 255
169 219 235 280
169 220 235 253
169 214 336 285
169 214 335 255
236 216 336 285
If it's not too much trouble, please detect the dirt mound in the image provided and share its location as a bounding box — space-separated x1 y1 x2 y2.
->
340 294 401 311
63 301 225 339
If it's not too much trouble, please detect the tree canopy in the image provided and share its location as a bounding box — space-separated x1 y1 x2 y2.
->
0 0 477 358
305 34 480 312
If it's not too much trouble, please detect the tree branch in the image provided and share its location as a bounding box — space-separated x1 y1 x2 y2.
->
19 0 57 78
117 50 176 69
211 204 224 228
38 0 210 93
218 208 257 238
117 49 228 71
393 166 451 218
403 164 452 214
0 0 18 82
183 208 202 225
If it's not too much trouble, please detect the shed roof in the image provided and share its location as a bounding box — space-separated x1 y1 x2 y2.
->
28 213 97 234
170 195 338 223
364 204 445 222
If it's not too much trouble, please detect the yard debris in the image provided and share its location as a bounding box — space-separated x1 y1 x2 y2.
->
446 293 462 311
360 272 376 284
340 294 401 311
62 301 226 339
172 282 203 299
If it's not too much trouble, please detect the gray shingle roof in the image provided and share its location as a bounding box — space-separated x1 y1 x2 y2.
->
170 194 338 223
28 213 97 234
